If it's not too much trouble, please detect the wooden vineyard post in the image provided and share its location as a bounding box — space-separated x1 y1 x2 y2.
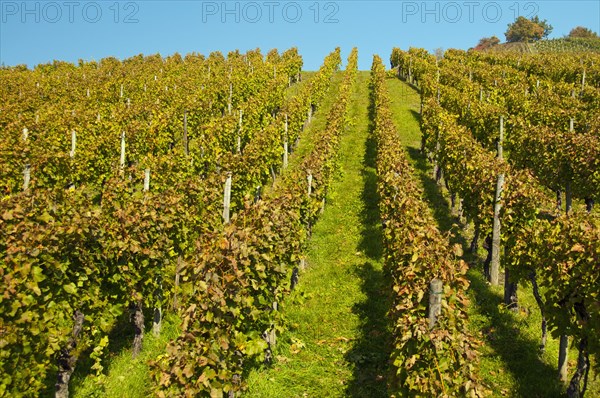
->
70 130 76 158
131 301 144 358
497 116 504 159
559 102 570 386
490 176 505 285
120 132 126 174
283 114 289 169
490 116 504 286
569 117 574 133
436 63 440 103
223 172 232 224
22 128 31 191
559 335 569 384
143 169 150 192
566 119 574 214
428 278 443 329
68 130 77 189
228 83 233 115
556 189 563 214
432 132 441 181
270 166 276 186
23 164 31 191
237 109 243 154
183 110 189 156
306 170 313 234
565 182 573 215
141 168 161 338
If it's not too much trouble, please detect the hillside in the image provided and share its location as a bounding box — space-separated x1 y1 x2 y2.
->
485 37 600 54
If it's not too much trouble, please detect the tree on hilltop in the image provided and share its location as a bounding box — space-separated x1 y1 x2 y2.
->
568 26 599 39
505 16 550 42
474 36 500 51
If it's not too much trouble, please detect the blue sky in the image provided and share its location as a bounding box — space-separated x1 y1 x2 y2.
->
1 1 599 70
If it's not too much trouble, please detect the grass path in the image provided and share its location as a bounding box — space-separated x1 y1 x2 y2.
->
244 71 391 397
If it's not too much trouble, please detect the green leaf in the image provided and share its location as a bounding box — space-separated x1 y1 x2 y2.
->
63 283 77 295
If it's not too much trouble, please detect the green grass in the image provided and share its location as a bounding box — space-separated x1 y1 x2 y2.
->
69 312 181 398
384 76 599 397
243 71 391 397
275 71 344 182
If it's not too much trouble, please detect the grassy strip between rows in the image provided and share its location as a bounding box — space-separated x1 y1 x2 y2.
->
244 68 391 397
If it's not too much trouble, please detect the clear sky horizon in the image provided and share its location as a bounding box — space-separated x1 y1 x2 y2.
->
1 1 599 70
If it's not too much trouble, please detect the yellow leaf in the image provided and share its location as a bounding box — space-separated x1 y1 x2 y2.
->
571 243 585 253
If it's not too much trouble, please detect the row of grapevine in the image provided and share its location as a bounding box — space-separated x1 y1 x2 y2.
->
437 50 600 206
150 48 358 397
370 55 483 397
0 48 342 397
393 47 599 396
0 49 301 194
393 47 600 208
473 50 600 90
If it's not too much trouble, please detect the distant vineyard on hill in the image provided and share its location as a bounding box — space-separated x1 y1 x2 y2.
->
485 37 600 54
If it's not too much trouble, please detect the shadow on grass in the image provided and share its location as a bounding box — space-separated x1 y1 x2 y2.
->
468 269 563 397
409 109 421 124
345 261 390 398
67 309 144 397
404 146 562 397
405 146 464 246
40 310 135 397
344 112 391 398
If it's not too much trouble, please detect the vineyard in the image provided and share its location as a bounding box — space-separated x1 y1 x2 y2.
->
1 46 599 397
